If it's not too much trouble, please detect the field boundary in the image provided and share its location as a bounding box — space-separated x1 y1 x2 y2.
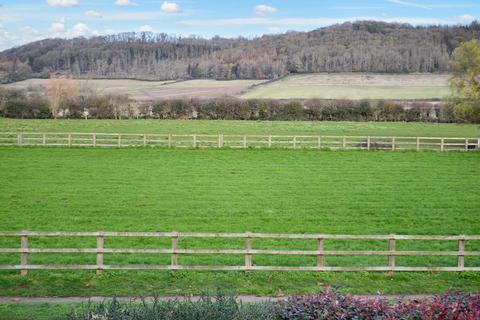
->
0 132 479 151
0 231 479 275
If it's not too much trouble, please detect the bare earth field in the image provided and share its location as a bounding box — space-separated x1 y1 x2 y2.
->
1 79 265 101
1 73 452 101
242 73 452 100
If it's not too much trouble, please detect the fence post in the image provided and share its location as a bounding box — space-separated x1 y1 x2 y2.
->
317 136 321 150
441 138 445 152
168 134 172 148
293 136 297 149
458 235 465 271
96 232 104 276
388 234 396 274
17 133 23 146
367 137 371 151
68 134 72 147
416 137 420 151
245 232 252 270
218 134 224 148
193 135 197 148
268 135 272 148
143 134 147 147
465 138 469 151
342 136 346 150
118 135 122 147
93 134 97 147
392 137 396 151
317 238 324 269
243 135 247 149
42 134 46 146
20 232 28 276
171 232 178 270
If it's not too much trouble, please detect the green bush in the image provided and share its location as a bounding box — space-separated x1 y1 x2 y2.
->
68 292 275 320
453 102 480 123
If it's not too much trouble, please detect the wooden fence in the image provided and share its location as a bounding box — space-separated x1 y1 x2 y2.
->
0 231 479 275
0 132 479 151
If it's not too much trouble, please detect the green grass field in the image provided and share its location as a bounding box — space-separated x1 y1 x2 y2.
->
242 73 451 100
1 118 479 137
0 303 71 320
0 147 479 297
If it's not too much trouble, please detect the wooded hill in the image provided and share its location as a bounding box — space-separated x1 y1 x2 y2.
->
1 21 480 83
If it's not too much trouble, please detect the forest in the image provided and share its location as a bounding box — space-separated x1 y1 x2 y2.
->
1 21 480 83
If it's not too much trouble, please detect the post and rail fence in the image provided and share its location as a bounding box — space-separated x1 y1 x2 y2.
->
0 132 479 151
0 231 479 276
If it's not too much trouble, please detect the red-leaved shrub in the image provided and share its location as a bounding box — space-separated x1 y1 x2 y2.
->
277 288 480 320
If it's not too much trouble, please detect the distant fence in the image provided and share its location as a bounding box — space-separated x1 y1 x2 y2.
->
0 132 479 151
0 231 479 275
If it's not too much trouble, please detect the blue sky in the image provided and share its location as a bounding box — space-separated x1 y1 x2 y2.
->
0 0 479 50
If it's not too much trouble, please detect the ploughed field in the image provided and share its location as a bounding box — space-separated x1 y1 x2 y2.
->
1 79 264 101
1 73 451 101
0 146 479 296
242 73 451 100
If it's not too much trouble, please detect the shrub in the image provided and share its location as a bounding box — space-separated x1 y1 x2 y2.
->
68 292 276 320
276 289 480 320
68 290 480 320
453 102 480 123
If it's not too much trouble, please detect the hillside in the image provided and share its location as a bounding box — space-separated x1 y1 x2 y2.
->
1 21 479 83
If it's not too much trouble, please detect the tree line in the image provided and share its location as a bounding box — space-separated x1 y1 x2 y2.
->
1 88 476 123
1 21 480 83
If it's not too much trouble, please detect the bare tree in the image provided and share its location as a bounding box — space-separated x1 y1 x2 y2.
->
46 76 77 119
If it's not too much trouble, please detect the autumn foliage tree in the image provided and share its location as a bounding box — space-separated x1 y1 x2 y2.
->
46 76 77 119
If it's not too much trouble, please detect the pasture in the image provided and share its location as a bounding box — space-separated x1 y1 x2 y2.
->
1 79 264 101
242 73 451 100
0 147 479 297
1 118 479 137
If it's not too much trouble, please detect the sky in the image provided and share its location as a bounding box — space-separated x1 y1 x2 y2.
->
0 0 479 50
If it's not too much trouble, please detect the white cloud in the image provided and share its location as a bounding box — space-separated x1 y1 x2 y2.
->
161 1 181 13
456 14 476 22
0 24 18 48
67 23 90 37
46 0 79 7
268 27 281 33
115 0 134 6
139 25 153 32
19 26 44 44
49 21 65 33
85 10 102 18
255 4 278 16
388 0 430 10
21 26 41 36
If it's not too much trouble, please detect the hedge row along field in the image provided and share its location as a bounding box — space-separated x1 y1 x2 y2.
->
0 147 479 296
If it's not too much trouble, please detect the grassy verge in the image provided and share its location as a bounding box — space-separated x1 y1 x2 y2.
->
0 118 479 137
0 303 71 320
0 147 479 296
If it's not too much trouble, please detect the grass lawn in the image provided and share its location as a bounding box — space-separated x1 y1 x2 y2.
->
0 118 479 137
0 303 71 320
0 147 479 297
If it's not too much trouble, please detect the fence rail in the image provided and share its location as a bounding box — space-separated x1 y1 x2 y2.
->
0 231 479 275
0 132 479 151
